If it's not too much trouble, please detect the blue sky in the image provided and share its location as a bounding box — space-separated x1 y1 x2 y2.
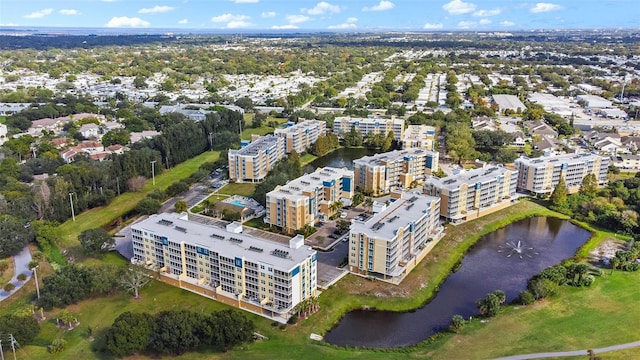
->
1 0 638 30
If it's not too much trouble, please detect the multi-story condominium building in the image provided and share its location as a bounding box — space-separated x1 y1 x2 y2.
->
402 125 436 150
274 119 327 154
353 148 439 195
265 167 354 233
132 213 317 321
348 191 442 283
423 165 519 223
228 135 285 183
514 153 609 195
333 116 405 141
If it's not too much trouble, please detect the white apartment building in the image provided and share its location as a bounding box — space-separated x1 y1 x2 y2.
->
348 191 442 283
274 119 327 154
402 125 436 150
514 153 610 195
333 116 405 141
131 213 317 321
423 165 519 223
228 135 286 183
353 148 439 195
0 123 7 146
265 167 354 233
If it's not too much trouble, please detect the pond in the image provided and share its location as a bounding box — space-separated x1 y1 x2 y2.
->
302 147 376 173
324 217 591 348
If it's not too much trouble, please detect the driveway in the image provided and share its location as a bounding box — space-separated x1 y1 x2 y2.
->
0 247 33 302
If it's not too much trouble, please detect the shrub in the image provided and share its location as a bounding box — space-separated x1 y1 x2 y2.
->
580 275 595 287
49 338 67 354
287 314 298 324
519 290 536 305
4 283 15 292
17 273 27 282
449 314 466 333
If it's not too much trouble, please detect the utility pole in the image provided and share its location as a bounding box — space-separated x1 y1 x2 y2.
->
69 192 75 222
208 132 213 151
116 177 120 195
150 160 156 185
32 265 40 300
0 338 4 360
9 334 16 360
238 118 243 135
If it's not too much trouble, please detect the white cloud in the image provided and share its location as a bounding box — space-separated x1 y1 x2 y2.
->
530 3 563 13
23 8 53 19
139 5 175 14
479 19 491 25
500 20 515 26
234 0 259 3
261 11 276 18
0 23 18 26
457 20 476 28
423 23 443 29
442 0 476 15
473 8 500 17
286 14 311 24
178 18 189 24
328 17 357 29
226 20 254 28
362 1 395 12
106 16 150 27
304 2 341 15
272 24 299 29
211 13 250 23
59 9 80 15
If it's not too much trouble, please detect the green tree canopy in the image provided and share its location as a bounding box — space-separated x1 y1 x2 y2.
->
79 228 114 257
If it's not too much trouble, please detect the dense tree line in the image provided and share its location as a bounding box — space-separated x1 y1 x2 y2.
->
36 264 121 310
0 215 36 258
551 173 640 235
104 309 254 357
253 152 302 207
519 261 601 305
0 314 40 346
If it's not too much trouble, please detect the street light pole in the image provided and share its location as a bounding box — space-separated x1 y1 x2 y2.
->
151 160 156 185
69 192 75 222
32 265 40 300
208 132 213 151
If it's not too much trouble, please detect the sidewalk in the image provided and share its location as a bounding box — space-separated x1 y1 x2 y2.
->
0 247 33 301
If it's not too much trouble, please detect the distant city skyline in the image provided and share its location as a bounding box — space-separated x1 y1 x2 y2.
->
1 0 638 31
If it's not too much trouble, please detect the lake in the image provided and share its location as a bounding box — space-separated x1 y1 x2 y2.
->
324 217 591 348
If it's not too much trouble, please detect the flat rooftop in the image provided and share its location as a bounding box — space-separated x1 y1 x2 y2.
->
268 167 353 201
335 116 404 126
274 119 324 135
492 94 526 110
134 213 315 272
426 165 514 191
516 153 606 168
403 125 436 141
354 148 437 167
232 135 280 157
350 192 439 241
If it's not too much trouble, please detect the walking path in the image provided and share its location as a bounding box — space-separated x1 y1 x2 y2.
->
0 247 33 302
495 340 640 360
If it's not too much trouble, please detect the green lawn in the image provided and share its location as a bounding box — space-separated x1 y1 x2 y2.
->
7 199 640 360
299 153 317 165
0 257 15 285
218 182 256 197
56 151 220 248
240 116 288 141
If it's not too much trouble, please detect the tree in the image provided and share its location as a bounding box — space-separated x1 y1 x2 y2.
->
79 228 114 257
120 266 151 299
105 312 155 357
336 219 350 234
136 197 161 215
476 292 501 317
580 173 598 198
549 177 568 207
446 124 476 165
0 314 40 344
175 200 187 213
133 76 148 89
449 314 466 333
0 215 36 259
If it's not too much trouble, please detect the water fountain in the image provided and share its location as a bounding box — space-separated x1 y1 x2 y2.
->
498 240 539 259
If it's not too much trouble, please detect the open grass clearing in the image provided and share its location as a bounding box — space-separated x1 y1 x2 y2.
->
56 151 220 249
218 182 256 197
240 116 288 140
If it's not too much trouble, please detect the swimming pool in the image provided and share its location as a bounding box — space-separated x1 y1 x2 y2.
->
231 200 247 207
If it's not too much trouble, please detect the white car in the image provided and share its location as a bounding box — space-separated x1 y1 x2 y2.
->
340 212 347 219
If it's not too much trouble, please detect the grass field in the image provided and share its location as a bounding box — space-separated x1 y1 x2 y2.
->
0 257 15 285
56 151 220 249
299 153 317 165
240 115 288 141
5 199 640 359
218 182 256 197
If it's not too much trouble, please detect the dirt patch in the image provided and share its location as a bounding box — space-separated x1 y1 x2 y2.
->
589 239 625 263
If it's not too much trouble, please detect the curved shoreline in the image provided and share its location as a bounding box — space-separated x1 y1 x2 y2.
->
316 201 599 350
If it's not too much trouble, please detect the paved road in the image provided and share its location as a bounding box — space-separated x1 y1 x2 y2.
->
495 340 640 360
0 247 33 302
